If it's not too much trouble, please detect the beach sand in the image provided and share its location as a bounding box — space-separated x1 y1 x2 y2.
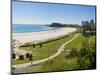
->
13 27 77 44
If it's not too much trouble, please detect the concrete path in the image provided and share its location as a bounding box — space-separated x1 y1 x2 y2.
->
12 34 79 68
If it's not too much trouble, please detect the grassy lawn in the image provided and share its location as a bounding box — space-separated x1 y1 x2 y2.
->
65 34 95 50
31 34 96 72
87 36 95 46
32 50 78 72
12 33 77 65
65 34 83 50
12 59 29 65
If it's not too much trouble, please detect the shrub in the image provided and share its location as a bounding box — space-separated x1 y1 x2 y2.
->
33 44 36 48
39 43 43 48
19 55 24 60
26 53 30 58
12 53 16 59
29 54 32 60
69 48 78 58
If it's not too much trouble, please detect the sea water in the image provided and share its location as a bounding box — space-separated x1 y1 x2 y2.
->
12 24 54 33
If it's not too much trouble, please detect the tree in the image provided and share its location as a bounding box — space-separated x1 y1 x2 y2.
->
12 53 16 59
90 19 95 31
49 23 65 27
88 44 96 69
77 39 96 69
29 54 32 60
85 21 90 31
82 21 90 36
26 53 30 58
82 19 95 36
33 44 36 48
19 55 24 60
90 19 94 26
77 49 89 69
39 43 43 48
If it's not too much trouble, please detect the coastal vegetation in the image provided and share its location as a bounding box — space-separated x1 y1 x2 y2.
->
49 22 81 28
32 32 95 72
12 0 96 73
82 19 96 36
12 19 96 73
12 33 77 65
32 19 95 72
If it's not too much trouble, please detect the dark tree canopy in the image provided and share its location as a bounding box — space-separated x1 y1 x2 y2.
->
12 53 16 59
29 54 32 60
82 19 96 36
49 22 81 28
19 55 24 60
26 53 30 58
77 39 96 69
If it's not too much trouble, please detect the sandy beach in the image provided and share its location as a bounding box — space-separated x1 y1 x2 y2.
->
13 27 77 44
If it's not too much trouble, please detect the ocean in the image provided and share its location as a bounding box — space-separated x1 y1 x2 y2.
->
12 24 54 33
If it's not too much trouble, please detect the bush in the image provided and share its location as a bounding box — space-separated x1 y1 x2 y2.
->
39 43 43 48
29 54 32 60
12 53 16 59
69 48 78 58
33 44 36 48
19 55 24 60
26 53 30 58
76 39 96 69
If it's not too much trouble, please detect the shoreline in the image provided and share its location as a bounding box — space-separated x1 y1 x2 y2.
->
13 27 77 44
13 27 61 36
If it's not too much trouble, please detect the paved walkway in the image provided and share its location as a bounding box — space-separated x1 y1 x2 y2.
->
12 34 79 68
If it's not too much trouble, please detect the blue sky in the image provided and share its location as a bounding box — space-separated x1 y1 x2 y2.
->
12 1 96 25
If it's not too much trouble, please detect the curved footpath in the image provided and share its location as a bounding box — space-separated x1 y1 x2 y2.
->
12 34 79 68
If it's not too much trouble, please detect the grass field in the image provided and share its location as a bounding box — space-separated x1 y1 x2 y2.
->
31 34 96 72
12 33 77 65
12 32 96 72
